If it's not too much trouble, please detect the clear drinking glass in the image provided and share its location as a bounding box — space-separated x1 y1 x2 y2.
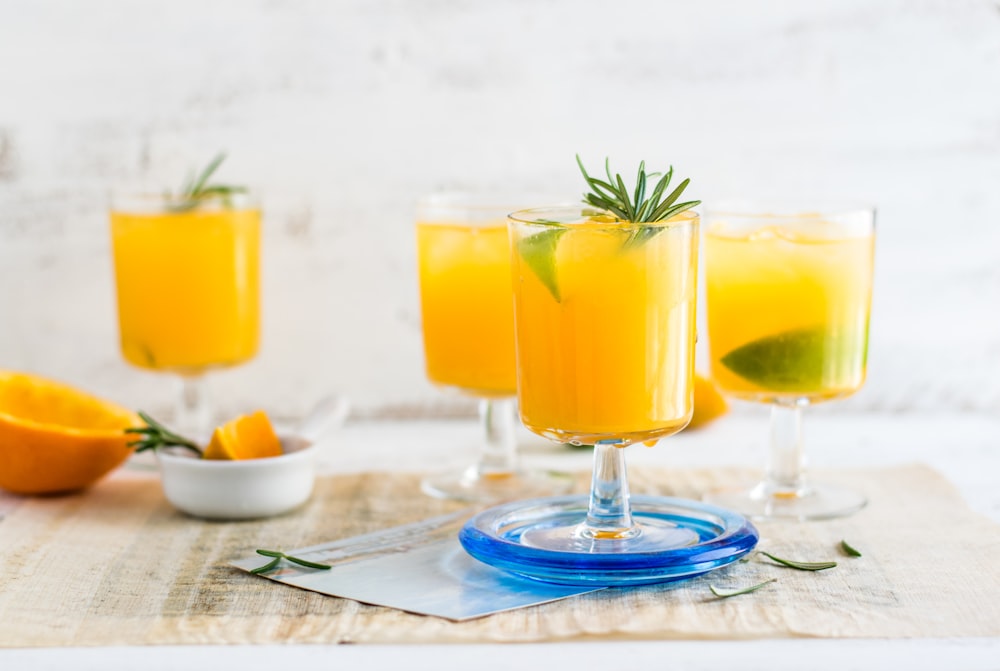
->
458 206 758 585
702 203 876 520
415 193 572 502
110 191 261 436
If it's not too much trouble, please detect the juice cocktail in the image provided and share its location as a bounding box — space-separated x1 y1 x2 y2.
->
705 214 875 404
415 195 572 502
111 202 260 373
416 220 516 397
455 165 761 586
509 209 699 446
702 205 876 520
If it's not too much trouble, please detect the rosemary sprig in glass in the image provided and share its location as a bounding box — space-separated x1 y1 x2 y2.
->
576 155 700 223
125 411 203 456
576 154 700 249
516 156 701 303
168 153 247 213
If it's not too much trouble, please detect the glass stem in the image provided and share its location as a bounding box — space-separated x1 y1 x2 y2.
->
176 374 211 438
765 401 808 496
476 397 518 476
584 441 638 538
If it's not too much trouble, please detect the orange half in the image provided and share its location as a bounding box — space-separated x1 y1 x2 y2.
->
0 370 140 494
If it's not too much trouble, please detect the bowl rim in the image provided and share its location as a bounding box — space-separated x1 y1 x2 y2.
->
155 434 316 469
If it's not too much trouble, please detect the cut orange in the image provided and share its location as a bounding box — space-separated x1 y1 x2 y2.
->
0 370 140 494
686 374 729 430
203 410 282 460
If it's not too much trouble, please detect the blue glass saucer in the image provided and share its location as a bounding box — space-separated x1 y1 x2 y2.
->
458 495 759 586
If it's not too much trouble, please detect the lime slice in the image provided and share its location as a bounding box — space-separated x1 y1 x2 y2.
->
720 327 831 390
517 228 567 302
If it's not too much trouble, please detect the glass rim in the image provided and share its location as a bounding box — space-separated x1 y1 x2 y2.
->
508 205 699 229
109 189 258 213
703 200 875 220
416 190 576 214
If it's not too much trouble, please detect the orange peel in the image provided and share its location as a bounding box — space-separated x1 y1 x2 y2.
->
0 370 139 494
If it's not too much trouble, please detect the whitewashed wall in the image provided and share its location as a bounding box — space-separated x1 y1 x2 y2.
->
1 0 998 421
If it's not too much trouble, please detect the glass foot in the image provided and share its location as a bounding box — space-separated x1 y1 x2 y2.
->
420 467 574 504
703 481 867 521
459 495 758 586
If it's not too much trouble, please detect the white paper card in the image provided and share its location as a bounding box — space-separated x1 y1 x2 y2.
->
230 511 601 621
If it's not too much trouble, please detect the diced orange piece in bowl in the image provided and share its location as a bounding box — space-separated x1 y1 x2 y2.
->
203 410 283 460
0 370 140 494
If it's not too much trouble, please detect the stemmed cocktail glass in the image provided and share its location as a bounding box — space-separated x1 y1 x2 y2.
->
459 194 757 585
415 193 572 502
110 158 259 437
702 203 876 520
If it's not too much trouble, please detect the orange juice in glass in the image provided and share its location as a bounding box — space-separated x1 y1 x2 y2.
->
513 211 698 446
112 205 260 372
110 160 259 435
459 204 750 580
703 204 875 520
417 219 516 398
416 193 570 502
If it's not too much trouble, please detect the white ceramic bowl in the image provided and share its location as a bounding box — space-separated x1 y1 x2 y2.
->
156 435 317 520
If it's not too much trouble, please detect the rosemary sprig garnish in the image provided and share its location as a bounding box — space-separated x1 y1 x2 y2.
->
576 154 700 250
840 540 863 557
517 156 700 302
125 411 203 456
760 551 837 572
576 155 700 224
168 153 247 213
250 549 332 574
710 577 777 599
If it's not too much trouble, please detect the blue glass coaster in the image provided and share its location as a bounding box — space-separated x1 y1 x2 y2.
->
459 495 759 586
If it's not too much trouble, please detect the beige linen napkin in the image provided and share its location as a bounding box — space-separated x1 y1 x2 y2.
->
1 464 998 646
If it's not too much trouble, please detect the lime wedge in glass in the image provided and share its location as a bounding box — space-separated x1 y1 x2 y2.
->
720 327 832 390
517 228 567 302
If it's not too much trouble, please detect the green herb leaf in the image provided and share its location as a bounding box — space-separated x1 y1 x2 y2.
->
188 153 226 197
577 155 698 224
255 549 285 558
840 540 863 557
710 577 777 598
577 155 699 251
125 411 202 456
516 155 699 302
283 555 333 570
249 556 282 574
760 551 837 571
139 344 157 368
249 549 332 574
517 228 568 302
168 153 247 213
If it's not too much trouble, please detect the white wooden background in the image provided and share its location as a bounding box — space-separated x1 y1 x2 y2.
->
1 0 998 421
